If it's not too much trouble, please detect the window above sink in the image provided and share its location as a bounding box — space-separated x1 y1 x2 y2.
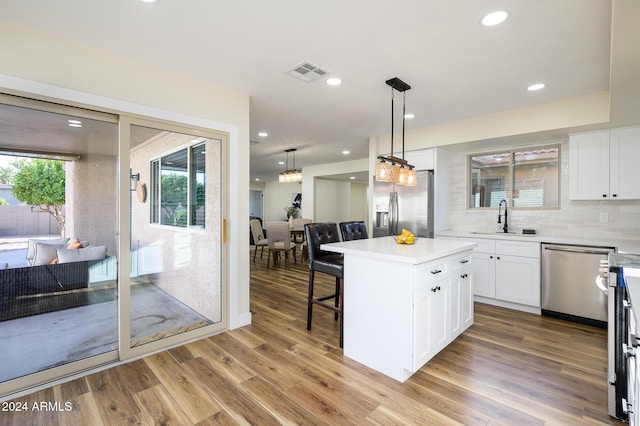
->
468 144 560 210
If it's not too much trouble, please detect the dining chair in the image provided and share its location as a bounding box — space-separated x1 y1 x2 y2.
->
265 222 297 268
304 222 344 347
339 221 368 241
250 219 268 262
292 218 312 260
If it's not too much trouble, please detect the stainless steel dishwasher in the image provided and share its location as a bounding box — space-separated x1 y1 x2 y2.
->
541 243 615 326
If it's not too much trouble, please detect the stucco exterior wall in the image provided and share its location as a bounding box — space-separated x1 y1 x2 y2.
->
130 131 223 322
65 155 118 256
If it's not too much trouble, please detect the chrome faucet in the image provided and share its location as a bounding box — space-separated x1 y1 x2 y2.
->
498 199 509 233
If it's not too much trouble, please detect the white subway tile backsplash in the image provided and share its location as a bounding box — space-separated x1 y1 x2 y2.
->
446 140 640 240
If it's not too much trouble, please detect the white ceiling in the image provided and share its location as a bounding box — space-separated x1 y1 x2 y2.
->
0 0 622 182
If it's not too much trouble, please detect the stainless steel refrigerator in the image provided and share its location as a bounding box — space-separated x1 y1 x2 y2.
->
373 170 434 238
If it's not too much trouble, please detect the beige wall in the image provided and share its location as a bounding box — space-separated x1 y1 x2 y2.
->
0 18 251 328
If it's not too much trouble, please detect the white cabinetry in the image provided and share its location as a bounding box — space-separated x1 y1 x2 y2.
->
459 237 540 312
570 127 640 200
413 252 473 371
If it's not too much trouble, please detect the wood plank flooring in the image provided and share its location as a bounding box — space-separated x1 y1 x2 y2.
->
0 250 624 425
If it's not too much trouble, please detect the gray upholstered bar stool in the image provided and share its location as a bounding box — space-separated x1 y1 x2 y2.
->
304 222 344 348
339 221 368 241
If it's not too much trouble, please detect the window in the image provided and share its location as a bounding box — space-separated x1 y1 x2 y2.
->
150 142 206 228
468 144 560 209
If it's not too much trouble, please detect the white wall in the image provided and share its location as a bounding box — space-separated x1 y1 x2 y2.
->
264 181 302 222
314 179 350 223
0 18 251 329
350 183 368 222
300 158 369 219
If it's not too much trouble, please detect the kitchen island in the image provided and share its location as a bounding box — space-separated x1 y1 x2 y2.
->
321 236 476 382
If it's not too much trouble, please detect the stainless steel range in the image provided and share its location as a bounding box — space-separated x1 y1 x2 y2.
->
607 253 640 421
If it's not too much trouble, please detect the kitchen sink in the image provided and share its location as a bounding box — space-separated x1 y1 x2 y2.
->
469 231 519 236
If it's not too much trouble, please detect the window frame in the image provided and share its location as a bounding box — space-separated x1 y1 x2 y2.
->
149 140 207 229
467 143 561 210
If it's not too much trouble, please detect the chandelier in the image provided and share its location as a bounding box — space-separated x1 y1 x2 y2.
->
279 148 303 183
375 77 417 186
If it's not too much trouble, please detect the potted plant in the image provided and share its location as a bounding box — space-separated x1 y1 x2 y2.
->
284 205 299 227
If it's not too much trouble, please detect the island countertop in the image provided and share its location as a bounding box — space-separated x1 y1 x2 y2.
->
321 236 477 264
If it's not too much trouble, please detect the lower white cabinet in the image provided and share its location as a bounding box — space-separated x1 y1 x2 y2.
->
413 276 449 370
458 237 541 310
495 254 540 306
413 251 473 371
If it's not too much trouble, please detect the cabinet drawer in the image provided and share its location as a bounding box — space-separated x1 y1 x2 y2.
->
415 259 450 291
495 240 540 258
451 250 472 271
459 237 495 254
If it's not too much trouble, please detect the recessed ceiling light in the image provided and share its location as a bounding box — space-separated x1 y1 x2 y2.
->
349 176 356 180
342 150 350 155
527 83 546 91
68 119 82 128
278 161 285 165
258 132 268 137
255 178 260 181
481 10 508 27
404 113 415 119
326 78 342 86
139 0 158 3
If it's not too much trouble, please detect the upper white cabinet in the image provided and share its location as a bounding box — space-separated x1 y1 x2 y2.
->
570 127 640 200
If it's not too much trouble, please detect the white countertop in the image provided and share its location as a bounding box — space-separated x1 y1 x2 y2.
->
436 230 640 254
321 236 476 265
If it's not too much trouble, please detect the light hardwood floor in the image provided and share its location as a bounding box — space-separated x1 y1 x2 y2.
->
0 250 624 425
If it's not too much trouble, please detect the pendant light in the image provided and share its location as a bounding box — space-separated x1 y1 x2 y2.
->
375 77 417 186
278 148 303 183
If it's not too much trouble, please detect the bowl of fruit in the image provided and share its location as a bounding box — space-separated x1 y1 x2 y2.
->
394 229 416 245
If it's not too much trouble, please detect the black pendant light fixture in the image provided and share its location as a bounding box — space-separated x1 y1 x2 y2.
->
375 77 417 186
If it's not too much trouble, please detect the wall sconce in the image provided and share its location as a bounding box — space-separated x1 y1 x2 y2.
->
130 173 140 191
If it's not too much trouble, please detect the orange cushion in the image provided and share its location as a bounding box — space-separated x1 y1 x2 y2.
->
67 240 84 249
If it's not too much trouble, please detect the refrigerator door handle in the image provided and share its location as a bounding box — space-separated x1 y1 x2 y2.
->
389 191 398 236
387 192 392 236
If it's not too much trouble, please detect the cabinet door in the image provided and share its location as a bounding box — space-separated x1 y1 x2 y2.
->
450 268 473 339
569 131 610 200
449 275 461 338
610 127 640 200
460 268 474 330
495 255 541 307
472 252 495 298
413 278 449 371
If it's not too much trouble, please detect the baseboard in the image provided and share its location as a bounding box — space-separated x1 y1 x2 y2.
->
474 296 541 315
230 311 252 329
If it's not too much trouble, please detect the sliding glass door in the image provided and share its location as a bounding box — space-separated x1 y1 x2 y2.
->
127 122 223 350
0 96 119 384
0 95 227 397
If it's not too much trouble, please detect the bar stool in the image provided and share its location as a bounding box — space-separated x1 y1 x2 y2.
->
339 221 368 241
304 222 344 348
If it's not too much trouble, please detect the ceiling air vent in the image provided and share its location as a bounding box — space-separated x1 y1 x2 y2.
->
287 62 329 82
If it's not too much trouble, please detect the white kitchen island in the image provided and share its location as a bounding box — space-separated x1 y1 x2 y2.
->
321 236 477 382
